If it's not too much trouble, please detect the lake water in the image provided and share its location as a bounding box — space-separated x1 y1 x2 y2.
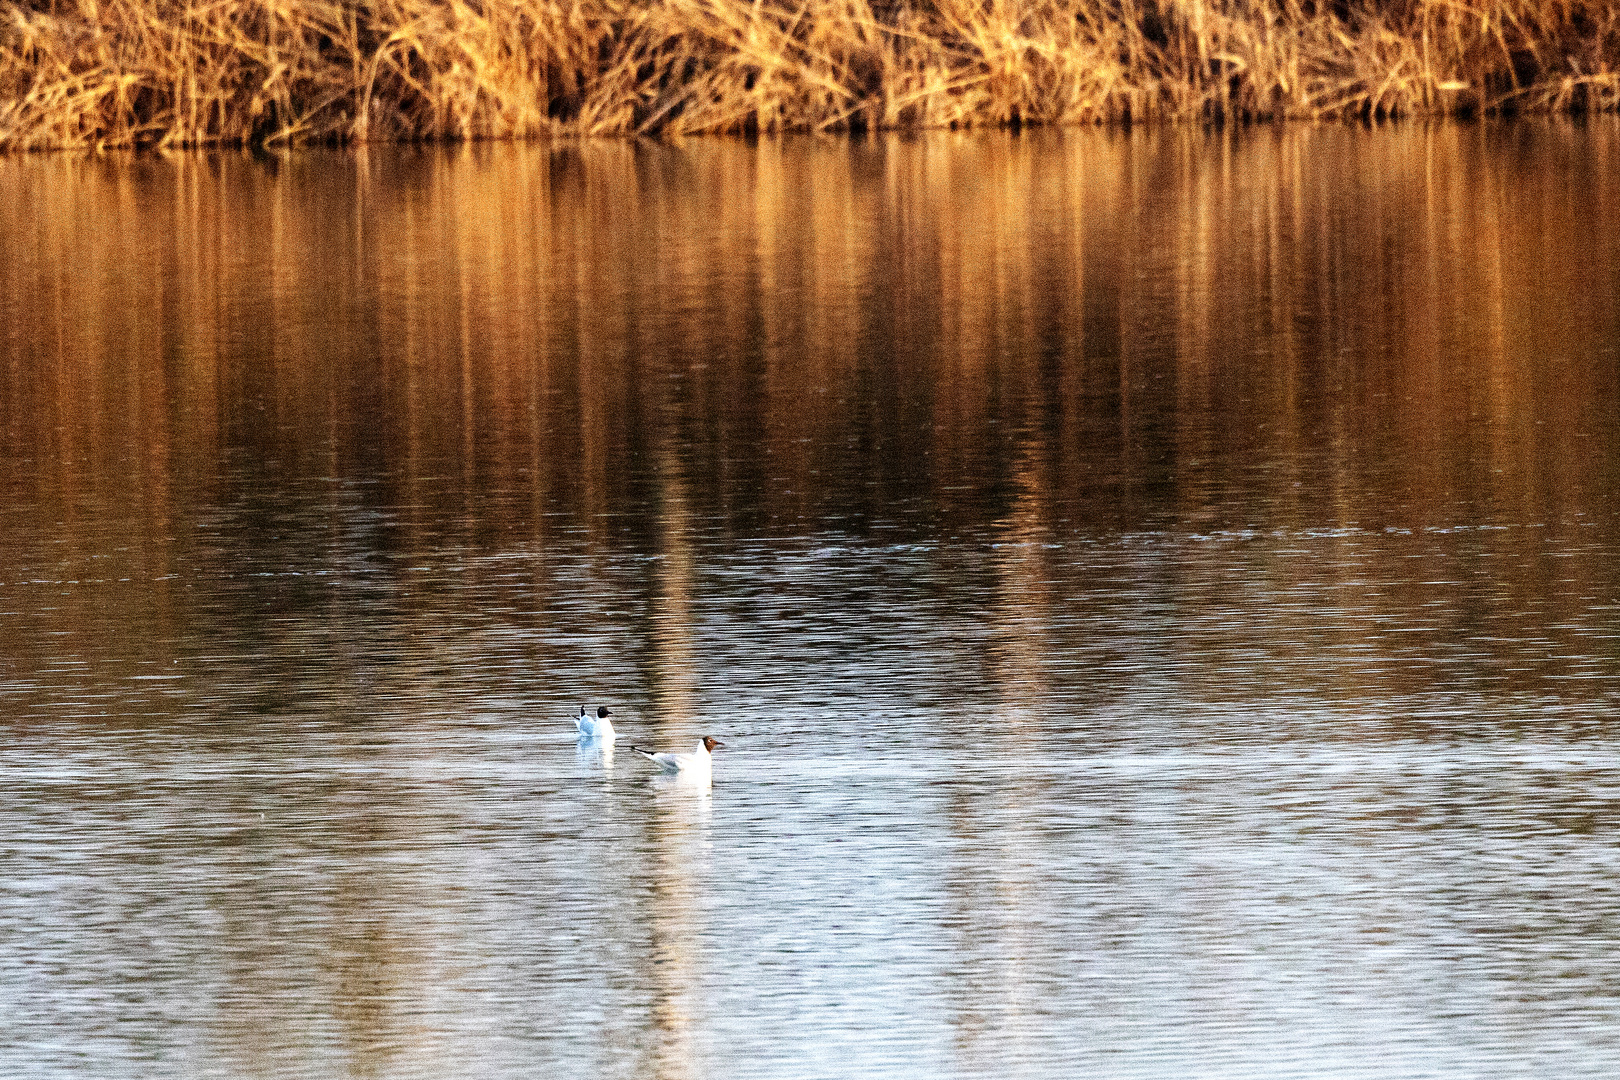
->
2 121 1619 1079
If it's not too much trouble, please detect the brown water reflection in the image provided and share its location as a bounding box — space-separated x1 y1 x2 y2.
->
8 123 1616 705
5 125 1617 544
3 123 1620 1080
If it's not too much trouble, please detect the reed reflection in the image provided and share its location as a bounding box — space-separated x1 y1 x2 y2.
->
4 128 1615 539
1 130 1617 727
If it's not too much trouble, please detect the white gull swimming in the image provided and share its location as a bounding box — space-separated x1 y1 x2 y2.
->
573 705 616 741
629 736 724 780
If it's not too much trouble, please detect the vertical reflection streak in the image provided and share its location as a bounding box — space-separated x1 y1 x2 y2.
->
647 420 709 1074
651 436 697 730
949 436 1058 1067
646 785 713 1080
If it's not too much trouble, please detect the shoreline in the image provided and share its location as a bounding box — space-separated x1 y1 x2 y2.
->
4 0 1618 151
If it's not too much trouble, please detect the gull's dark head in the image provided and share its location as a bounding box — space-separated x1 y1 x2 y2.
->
702 736 725 752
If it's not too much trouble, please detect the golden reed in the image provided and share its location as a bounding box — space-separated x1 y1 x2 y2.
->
3 0 1618 149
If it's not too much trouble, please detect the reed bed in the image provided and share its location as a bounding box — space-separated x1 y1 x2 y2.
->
3 0 1619 148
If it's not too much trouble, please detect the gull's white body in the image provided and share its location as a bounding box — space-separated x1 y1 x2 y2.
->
574 705 616 741
631 737 723 780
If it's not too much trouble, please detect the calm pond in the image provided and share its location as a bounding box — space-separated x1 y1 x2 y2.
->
2 121 1619 1079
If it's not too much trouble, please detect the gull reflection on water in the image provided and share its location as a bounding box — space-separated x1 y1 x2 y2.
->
575 737 616 773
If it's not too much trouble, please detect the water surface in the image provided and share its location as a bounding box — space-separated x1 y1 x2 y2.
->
2 122 1620 1078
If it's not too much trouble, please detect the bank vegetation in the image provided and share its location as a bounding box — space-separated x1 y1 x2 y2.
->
3 0 1618 149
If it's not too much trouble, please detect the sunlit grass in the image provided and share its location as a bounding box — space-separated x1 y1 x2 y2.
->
3 0 1618 148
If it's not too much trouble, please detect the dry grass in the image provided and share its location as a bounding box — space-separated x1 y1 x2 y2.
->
3 0 1619 149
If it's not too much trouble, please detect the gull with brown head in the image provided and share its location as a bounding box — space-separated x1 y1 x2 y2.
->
629 736 725 780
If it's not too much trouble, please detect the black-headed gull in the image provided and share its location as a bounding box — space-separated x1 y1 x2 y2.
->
629 736 724 778
574 705 616 741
